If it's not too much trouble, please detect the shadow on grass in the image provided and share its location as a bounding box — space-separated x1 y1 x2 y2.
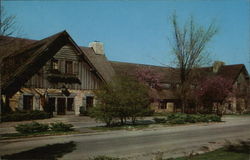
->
2 141 76 160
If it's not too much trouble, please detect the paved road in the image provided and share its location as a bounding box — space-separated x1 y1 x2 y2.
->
1 116 250 160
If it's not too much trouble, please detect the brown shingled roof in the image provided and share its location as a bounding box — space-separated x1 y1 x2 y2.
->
1 31 70 96
80 47 115 82
0 31 115 96
110 61 248 84
110 61 180 83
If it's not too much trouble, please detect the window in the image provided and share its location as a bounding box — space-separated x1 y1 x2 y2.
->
161 83 171 89
159 101 166 109
73 62 79 74
51 59 59 70
65 61 73 74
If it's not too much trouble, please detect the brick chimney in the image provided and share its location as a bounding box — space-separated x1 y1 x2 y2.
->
89 41 104 55
213 61 225 73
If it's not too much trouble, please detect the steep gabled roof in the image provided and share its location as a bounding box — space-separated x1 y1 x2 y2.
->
0 31 115 97
1 31 70 96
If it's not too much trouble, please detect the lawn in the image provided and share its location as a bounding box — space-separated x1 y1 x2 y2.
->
0 131 78 140
89 124 150 131
171 148 249 160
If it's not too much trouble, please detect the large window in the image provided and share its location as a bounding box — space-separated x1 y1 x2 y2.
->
65 61 73 74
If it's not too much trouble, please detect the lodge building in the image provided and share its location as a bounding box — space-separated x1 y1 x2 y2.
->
0 31 249 115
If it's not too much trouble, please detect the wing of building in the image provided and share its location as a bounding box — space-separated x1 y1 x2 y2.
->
0 31 115 115
0 31 249 115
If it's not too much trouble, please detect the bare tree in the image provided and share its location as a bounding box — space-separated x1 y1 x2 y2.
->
0 4 18 120
0 6 16 36
170 13 218 112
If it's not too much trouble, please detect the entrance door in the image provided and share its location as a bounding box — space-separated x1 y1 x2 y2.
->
48 98 56 112
86 96 94 111
57 98 66 115
23 95 33 110
67 98 74 111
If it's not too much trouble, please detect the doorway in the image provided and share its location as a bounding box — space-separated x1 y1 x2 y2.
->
48 98 56 112
86 96 94 111
57 98 66 115
23 95 33 110
67 98 74 111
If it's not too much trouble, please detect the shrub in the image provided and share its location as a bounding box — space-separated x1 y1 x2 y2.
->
168 118 186 124
154 117 167 124
165 113 221 124
79 106 89 116
29 110 51 119
206 114 221 122
185 115 198 123
15 122 49 134
50 122 74 132
2 110 50 122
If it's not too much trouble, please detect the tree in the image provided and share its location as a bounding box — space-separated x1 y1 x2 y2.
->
170 13 218 112
135 66 162 102
90 75 150 126
195 76 233 115
0 6 16 36
0 5 19 120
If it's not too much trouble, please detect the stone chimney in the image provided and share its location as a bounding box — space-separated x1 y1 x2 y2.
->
213 61 225 73
89 41 104 55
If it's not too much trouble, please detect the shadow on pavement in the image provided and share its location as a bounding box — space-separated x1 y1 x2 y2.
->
1 141 76 160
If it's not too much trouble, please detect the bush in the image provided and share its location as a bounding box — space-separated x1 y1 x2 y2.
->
79 106 89 116
168 117 186 124
185 115 198 123
206 114 221 122
165 113 221 124
15 122 49 134
2 110 50 122
50 122 74 132
29 110 51 119
154 117 167 123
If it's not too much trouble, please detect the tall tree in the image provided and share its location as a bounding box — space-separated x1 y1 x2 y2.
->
170 13 218 112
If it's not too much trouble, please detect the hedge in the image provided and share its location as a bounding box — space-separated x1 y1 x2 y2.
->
2 110 50 122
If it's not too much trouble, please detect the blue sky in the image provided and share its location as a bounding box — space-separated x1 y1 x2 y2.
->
3 0 250 70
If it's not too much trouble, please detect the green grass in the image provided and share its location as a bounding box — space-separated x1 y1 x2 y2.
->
2 141 76 160
0 130 78 140
89 124 150 131
170 148 250 160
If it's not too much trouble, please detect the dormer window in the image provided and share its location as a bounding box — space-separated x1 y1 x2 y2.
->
65 61 73 74
51 59 59 70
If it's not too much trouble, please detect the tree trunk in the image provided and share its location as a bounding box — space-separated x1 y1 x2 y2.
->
120 118 124 125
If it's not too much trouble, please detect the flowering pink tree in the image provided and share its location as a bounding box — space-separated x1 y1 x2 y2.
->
135 67 162 101
195 76 233 114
